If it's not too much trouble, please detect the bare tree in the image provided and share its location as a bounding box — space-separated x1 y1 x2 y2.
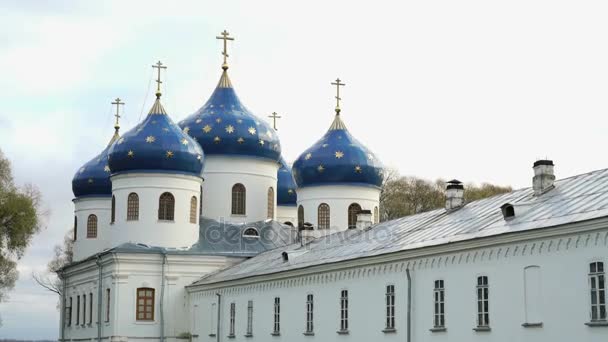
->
32 230 73 297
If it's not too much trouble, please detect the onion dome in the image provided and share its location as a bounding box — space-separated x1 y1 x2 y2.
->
292 79 383 188
109 63 204 176
178 32 281 162
277 158 297 206
72 131 119 198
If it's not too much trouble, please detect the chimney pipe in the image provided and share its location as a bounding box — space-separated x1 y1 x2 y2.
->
445 179 465 211
532 160 555 196
356 210 373 230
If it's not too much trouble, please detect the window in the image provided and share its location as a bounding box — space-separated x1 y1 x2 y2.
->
246 300 253 336
229 302 236 337
136 288 155 321
190 196 197 223
374 206 379 224
590 261 606 321
273 297 280 334
82 294 86 326
476 276 490 327
297 205 304 228
340 290 349 332
87 214 97 238
317 203 330 229
267 187 275 219
347 203 361 229
243 227 259 238
127 193 139 221
306 294 314 334
111 195 116 223
210 303 217 336
231 184 246 215
199 186 203 215
76 295 80 325
523 266 542 324
89 293 93 325
67 297 73 326
433 280 445 328
158 192 175 221
73 216 77 241
105 289 111 322
386 285 395 330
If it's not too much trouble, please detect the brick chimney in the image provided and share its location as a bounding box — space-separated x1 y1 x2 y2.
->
532 160 555 196
445 179 465 211
356 210 373 230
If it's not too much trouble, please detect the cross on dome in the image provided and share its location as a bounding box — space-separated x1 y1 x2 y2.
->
216 30 235 70
152 61 167 98
331 78 346 114
268 112 282 130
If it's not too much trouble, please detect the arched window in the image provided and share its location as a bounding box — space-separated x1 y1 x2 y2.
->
136 288 155 321
199 186 203 216
190 196 197 223
318 203 330 229
127 193 139 221
73 216 77 241
87 214 97 238
347 203 362 229
110 195 116 223
231 184 246 215
374 206 379 224
297 205 304 228
243 227 259 237
267 187 275 219
158 192 175 221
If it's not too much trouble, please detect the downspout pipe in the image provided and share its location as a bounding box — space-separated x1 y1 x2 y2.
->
96 256 103 342
59 271 66 342
160 253 167 342
215 293 221 342
406 268 412 342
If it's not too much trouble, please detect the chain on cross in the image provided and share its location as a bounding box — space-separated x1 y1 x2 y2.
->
331 78 346 114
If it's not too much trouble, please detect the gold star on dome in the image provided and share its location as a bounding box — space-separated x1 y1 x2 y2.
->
87 178 93 184
248 127 256 135
104 165 110 172
128 150 134 158
118 138 125 145
225 125 235 133
181 138 189 145
210 104 214 108
305 153 312 160
183 127 190 134
202 125 212 133
197 154 202 160
214 136 221 143
259 139 265 146
146 136 156 143
335 151 344 159
195 119 202 124
355 166 362 173
237 137 245 144
215 118 222 123
317 165 325 172
288 189 294 194
166 151 174 158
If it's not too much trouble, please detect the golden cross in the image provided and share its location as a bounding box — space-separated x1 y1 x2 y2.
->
268 112 282 130
152 61 167 98
111 97 125 129
216 30 235 70
331 78 346 114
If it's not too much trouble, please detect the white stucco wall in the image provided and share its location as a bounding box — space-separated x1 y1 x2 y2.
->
201 156 278 224
277 205 297 225
296 185 380 232
73 197 112 261
110 173 202 249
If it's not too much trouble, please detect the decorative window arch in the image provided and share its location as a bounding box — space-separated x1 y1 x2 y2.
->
73 216 77 241
231 184 246 215
127 193 139 221
86 214 97 238
199 186 203 216
158 192 175 221
243 227 260 238
110 195 116 223
136 288 155 321
298 205 305 228
190 196 197 223
374 206 379 224
317 203 330 229
347 203 362 229
267 187 275 219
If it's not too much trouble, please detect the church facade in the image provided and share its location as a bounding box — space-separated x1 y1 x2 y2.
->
59 32 607 342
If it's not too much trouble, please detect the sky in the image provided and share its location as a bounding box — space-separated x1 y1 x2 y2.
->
1 0 607 339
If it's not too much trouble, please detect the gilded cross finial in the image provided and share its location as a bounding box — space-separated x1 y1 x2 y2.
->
268 112 282 130
216 30 235 70
111 97 125 132
331 78 346 114
152 61 167 98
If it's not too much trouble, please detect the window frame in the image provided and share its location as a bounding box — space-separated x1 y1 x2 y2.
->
229 302 236 337
267 187 274 219
67 297 73 327
339 289 349 332
136 288 155 321
273 297 280 335
476 276 490 328
86 214 97 238
190 196 197 224
306 293 314 334
246 300 254 336
158 192 175 221
374 206 380 224
127 192 139 221
82 294 86 327
89 292 93 325
76 295 80 325
110 195 116 223
347 203 362 229
297 205 305 228
317 203 330 230
105 288 111 323
231 183 246 215
73 216 77 241
433 280 445 328
386 284 396 330
589 261 607 322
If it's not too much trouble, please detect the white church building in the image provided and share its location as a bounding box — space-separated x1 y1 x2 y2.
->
60 32 607 342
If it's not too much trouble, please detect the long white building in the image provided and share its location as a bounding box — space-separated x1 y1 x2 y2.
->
59 32 607 342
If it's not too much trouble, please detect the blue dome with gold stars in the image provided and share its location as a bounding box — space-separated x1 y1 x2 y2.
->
72 132 119 198
108 98 204 176
277 158 297 206
178 70 281 162
292 114 383 189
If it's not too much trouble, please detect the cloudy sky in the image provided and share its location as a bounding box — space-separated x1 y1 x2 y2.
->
1 0 607 339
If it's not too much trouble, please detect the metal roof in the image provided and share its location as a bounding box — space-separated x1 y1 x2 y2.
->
192 168 608 286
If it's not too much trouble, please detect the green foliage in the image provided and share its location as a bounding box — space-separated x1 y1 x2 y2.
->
0 149 43 301
380 168 511 221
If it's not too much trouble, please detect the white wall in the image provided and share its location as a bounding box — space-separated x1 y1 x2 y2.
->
277 205 297 225
297 185 380 232
189 228 608 342
73 197 111 261
110 173 202 249
201 156 278 223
